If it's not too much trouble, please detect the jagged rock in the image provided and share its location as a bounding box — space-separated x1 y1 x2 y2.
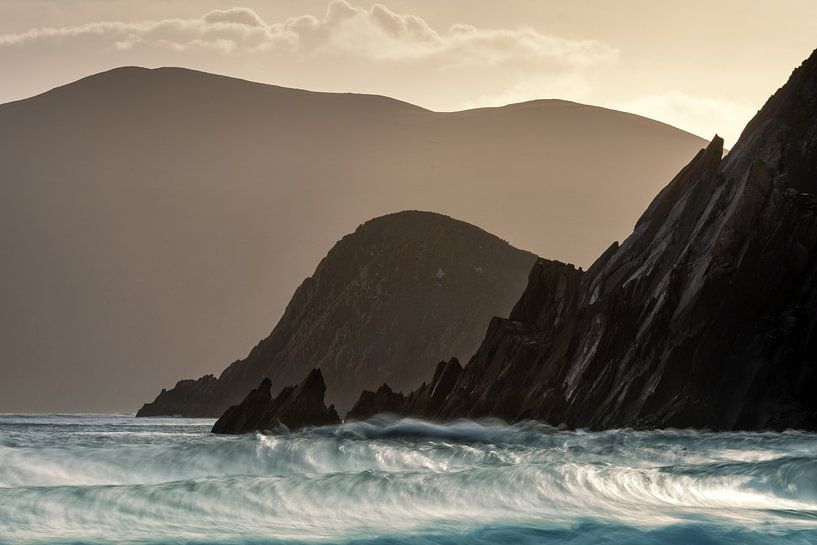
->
345 384 407 421
385 49 817 431
212 369 339 434
427 358 463 403
210 378 273 434
138 211 536 417
345 358 463 420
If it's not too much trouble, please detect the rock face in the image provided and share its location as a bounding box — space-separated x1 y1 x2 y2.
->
138 211 536 417
212 369 340 434
362 49 817 431
345 384 407 421
135 375 219 418
345 358 463 421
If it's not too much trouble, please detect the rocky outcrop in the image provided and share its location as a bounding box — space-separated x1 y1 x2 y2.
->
138 211 536 417
345 358 463 420
136 375 219 417
345 384 407 421
211 378 274 434
366 49 817 431
212 369 340 434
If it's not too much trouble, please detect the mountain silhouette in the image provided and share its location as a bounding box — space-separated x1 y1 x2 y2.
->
138 211 536 416
0 67 706 411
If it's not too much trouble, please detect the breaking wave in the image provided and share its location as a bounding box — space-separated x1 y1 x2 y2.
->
1 414 816 544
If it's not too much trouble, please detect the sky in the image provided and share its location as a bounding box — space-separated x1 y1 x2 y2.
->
1 1 815 146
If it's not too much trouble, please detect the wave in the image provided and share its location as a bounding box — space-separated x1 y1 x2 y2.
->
1 414 817 544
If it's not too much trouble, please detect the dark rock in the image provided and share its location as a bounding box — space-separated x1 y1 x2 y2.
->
345 384 407 421
345 358 463 420
138 211 536 417
212 369 340 434
210 378 273 434
136 375 219 417
383 49 817 431
427 358 463 403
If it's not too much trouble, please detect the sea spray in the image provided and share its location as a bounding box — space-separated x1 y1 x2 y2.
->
1 414 817 544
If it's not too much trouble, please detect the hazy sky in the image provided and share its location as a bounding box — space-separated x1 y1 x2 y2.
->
1 1 815 144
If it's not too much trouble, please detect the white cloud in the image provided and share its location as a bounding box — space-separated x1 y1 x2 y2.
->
0 0 755 146
0 0 625 121
0 7 294 54
615 91 755 146
0 2 618 68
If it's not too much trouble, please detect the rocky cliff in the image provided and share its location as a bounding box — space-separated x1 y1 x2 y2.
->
354 49 817 431
138 211 536 417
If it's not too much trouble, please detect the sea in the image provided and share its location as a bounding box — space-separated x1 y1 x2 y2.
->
1 414 816 544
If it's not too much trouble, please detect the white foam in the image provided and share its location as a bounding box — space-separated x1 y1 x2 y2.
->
1 415 816 544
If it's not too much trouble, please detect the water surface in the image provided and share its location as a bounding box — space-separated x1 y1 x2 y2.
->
1 414 816 544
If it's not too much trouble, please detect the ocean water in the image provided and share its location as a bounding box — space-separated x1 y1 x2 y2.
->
1 415 816 545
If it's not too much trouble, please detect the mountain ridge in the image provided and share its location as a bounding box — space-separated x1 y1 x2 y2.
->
3 65 428 114
0 65 707 412
1 65 716 142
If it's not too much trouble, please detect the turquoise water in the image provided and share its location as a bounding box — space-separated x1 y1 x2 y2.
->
1 414 816 544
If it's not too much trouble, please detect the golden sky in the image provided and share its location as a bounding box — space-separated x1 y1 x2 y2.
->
1 0 815 145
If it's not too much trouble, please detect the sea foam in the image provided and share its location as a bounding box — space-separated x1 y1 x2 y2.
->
1 414 816 544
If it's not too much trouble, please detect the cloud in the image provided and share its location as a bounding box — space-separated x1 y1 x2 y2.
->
0 7 293 54
279 2 617 68
0 0 776 145
201 7 268 28
0 1 617 68
615 92 755 146
0 1 620 114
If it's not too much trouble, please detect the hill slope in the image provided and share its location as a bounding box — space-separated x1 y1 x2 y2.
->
358 49 817 431
0 67 706 411
138 211 536 416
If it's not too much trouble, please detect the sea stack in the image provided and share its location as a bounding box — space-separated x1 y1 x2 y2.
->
212 369 340 434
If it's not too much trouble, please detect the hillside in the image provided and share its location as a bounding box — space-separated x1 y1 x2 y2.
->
138 211 536 416
0 67 706 411
350 49 817 431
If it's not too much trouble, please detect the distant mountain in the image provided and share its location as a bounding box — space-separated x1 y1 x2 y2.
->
352 49 817 431
137 211 536 416
0 67 707 412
